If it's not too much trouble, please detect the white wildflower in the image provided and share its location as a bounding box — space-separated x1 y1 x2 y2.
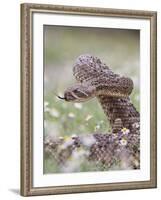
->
85 114 93 121
58 136 64 141
44 101 49 112
121 127 130 135
95 124 100 131
74 103 82 109
45 107 50 112
49 108 60 118
71 134 78 139
120 138 127 146
44 101 49 107
81 135 96 147
68 112 75 118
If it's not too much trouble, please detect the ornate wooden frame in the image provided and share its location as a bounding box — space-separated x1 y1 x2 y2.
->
20 3 157 196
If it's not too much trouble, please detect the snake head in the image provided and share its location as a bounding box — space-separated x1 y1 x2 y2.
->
73 54 133 98
63 83 96 102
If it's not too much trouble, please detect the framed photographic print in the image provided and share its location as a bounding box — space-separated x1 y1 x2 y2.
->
20 3 157 196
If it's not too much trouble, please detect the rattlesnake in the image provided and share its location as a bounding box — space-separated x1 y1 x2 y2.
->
45 54 140 171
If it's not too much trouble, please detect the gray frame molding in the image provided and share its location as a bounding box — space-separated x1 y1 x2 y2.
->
20 3 157 196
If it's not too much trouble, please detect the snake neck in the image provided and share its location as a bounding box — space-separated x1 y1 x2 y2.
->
97 95 140 130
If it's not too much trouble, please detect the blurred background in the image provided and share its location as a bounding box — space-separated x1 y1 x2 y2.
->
44 25 140 173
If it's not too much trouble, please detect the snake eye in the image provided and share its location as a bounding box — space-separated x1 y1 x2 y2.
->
73 89 88 98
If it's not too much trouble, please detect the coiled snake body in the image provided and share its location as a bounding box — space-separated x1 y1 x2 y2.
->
45 55 140 171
